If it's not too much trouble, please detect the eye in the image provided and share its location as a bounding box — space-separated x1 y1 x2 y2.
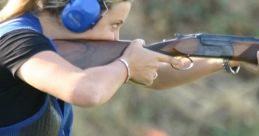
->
111 23 120 30
111 20 124 30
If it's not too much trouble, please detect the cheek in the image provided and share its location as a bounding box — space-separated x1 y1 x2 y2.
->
76 20 119 40
87 27 117 40
93 25 120 40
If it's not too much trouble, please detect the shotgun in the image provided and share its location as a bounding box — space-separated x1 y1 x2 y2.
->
55 33 259 69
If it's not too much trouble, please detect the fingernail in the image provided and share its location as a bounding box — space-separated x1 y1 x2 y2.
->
139 39 145 45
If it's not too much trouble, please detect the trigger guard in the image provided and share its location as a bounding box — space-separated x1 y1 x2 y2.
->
171 56 194 71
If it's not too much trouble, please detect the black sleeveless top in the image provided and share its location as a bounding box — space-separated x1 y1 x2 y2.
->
0 29 54 126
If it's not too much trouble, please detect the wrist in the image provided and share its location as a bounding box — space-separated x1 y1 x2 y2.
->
117 58 131 83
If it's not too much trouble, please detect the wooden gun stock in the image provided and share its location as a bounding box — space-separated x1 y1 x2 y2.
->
55 33 259 69
55 39 194 69
55 40 130 69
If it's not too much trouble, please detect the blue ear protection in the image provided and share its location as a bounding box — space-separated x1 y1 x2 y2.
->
61 0 102 33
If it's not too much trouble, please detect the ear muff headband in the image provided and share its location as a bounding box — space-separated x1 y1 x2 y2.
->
62 0 101 33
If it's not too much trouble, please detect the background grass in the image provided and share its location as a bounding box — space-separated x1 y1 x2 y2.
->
2 0 259 136
73 0 259 136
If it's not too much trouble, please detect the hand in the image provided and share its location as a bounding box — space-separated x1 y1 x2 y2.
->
121 39 181 86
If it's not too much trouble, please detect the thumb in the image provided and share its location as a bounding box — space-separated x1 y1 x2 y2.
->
130 39 145 47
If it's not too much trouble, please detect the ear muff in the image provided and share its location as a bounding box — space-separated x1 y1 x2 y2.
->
61 0 101 33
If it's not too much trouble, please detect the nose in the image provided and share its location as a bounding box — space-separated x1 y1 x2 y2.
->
102 32 119 41
102 30 120 41
113 30 120 41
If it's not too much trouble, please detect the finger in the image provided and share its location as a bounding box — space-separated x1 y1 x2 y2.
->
131 39 145 47
145 79 154 86
257 51 259 65
138 72 155 86
152 72 158 80
131 77 153 86
155 52 182 65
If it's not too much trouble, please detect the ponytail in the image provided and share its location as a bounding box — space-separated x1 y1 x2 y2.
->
0 0 39 22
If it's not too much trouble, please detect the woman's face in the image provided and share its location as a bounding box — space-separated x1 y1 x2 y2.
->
74 1 131 41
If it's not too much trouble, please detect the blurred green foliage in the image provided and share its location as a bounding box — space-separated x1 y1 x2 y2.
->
2 0 259 136
0 0 6 9
127 0 259 42
81 0 259 136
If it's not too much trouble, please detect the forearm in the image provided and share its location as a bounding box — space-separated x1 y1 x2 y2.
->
150 58 224 89
71 60 127 107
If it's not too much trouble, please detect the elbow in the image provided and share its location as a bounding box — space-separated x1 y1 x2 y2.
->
68 85 106 107
73 94 102 108
60 73 115 107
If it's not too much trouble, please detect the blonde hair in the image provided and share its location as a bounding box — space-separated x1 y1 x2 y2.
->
0 0 132 22
0 0 39 22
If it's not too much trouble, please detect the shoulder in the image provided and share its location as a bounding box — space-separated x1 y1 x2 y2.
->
1 29 48 40
0 13 43 37
0 29 52 48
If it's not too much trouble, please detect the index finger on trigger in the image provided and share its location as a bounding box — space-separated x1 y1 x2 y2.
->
156 52 182 66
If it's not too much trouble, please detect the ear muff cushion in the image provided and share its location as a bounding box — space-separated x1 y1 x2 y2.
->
62 0 101 33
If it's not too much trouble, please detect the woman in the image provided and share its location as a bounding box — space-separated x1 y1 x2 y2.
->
0 0 182 135
0 0 235 135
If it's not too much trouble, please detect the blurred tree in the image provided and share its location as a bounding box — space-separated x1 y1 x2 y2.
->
0 0 6 9
2 1 259 136
138 0 259 41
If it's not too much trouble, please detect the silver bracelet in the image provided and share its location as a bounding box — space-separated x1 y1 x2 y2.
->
118 58 131 83
223 59 240 74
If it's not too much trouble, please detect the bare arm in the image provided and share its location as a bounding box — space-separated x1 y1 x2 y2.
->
150 58 224 89
17 39 177 107
17 51 127 107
